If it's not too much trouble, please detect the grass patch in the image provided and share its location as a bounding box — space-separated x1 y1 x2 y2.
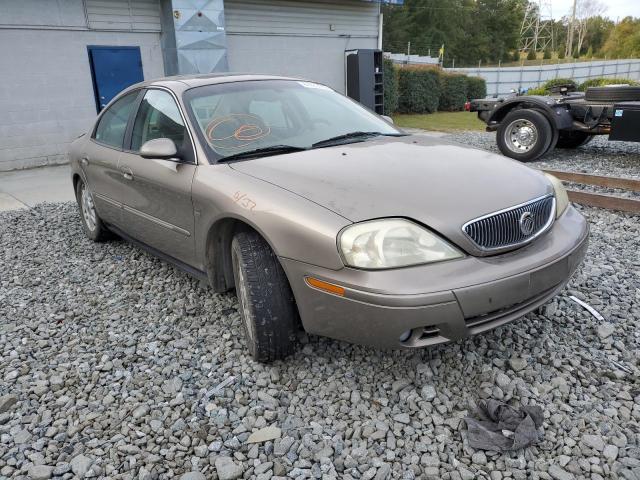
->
393 111 485 132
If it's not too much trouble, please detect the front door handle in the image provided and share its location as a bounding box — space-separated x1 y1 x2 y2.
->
80 157 89 166
121 166 134 181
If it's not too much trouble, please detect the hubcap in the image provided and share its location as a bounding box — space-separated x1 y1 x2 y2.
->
236 261 254 341
505 119 538 153
81 184 97 232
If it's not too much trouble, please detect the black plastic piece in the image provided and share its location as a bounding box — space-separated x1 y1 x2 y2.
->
345 49 384 114
609 102 640 142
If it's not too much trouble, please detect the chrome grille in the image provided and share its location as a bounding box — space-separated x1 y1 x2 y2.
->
463 195 555 252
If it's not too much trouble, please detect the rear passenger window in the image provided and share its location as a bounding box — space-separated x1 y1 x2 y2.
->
93 91 138 148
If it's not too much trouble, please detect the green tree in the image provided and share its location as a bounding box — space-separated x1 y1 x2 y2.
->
601 17 640 58
382 0 527 66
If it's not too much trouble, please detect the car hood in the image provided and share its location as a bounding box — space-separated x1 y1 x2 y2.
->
229 135 553 254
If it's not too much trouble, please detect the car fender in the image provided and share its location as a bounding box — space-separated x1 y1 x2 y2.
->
487 96 573 131
192 164 352 277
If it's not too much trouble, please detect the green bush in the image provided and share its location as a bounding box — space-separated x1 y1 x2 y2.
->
542 78 577 90
466 76 487 100
526 87 547 95
526 78 577 96
382 58 399 115
527 49 537 60
439 73 468 111
397 66 441 114
543 48 552 60
579 77 640 91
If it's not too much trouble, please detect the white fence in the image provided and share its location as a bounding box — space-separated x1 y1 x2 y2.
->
445 59 640 96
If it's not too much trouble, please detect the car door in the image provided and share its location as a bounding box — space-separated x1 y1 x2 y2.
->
82 90 140 226
116 88 197 266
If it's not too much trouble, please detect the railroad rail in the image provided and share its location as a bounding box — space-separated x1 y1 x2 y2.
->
541 169 640 215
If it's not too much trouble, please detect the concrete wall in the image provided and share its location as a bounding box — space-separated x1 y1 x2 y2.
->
0 1 164 172
0 0 381 170
225 0 380 93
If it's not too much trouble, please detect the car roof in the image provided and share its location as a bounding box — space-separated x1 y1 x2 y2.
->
136 73 307 90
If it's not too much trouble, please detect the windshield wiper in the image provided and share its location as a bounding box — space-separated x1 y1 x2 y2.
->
218 145 308 162
311 131 406 149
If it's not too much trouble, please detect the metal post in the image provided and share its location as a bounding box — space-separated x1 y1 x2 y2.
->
518 62 524 93
496 60 501 96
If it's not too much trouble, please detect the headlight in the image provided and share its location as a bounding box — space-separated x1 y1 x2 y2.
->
338 218 463 269
544 173 569 218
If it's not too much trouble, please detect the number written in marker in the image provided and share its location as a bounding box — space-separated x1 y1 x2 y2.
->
233 191 257 211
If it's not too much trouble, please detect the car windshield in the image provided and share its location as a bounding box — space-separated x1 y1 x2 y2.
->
183 80 402 161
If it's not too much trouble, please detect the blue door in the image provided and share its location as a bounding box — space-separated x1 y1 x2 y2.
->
88 46 144 112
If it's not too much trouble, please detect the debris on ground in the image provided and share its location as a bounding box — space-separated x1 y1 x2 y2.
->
464 400 544 451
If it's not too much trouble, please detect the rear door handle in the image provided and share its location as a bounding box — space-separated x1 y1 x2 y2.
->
81 157 89 166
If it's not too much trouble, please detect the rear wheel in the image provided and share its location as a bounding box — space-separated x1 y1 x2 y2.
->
556 131 593 149
75 179 112 242
497 109 553 162
231 230 298 362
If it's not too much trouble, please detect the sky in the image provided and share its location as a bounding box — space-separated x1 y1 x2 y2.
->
550 0 640 21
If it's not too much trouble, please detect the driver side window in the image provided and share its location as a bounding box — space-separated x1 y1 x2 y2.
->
131 90 186 152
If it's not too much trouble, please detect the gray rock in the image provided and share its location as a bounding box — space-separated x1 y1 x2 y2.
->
582 434 605 451
70 454 93 477
548 464 574 480
509 357 527 372
597 323 615 339
393 413 410 424
214 456 244 480
421 385 437 401
247 425 282 443
0 394 18 414
603 444 619 461
179 473 206 480
274 436 295 457
28 465 54 480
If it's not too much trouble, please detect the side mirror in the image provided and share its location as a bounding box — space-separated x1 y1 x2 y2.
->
140 138 178 160
382 115 394 124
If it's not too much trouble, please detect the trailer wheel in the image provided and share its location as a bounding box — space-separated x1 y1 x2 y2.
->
556 131 593 149
497 109 553 162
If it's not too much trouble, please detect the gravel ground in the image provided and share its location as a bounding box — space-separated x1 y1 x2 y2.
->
445 132 640 181
1 199 639 480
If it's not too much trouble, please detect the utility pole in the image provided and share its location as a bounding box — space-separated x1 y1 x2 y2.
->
566 0 577 58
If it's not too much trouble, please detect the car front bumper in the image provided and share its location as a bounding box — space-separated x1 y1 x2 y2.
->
280 206 589 349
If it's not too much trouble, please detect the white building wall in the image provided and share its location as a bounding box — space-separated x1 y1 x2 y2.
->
0 0 164 171
224 0 380 92
0 0 381 170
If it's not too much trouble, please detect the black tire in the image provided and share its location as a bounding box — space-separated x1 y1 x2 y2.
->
497 109 553 162
75 179 112 242
231 230 298 362
585 86 640 102
556 131 594 149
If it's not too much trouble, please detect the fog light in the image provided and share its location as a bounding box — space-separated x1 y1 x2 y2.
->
399 329 412 342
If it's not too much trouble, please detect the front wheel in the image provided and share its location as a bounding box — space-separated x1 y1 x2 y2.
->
231 230 298 362
497 109 553 162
